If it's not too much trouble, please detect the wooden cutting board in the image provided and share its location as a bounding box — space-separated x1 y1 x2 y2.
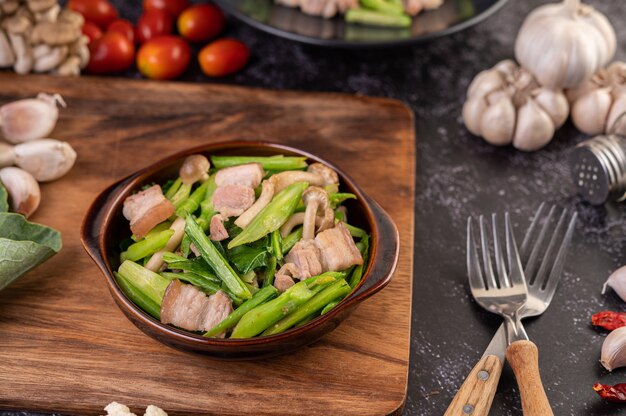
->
0 74 415 416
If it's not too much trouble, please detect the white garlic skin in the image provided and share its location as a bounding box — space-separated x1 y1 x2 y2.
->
0 141 15 168
0 93 66 144
462 60 568 152
515 0 616 89
0 166 40 217
14 139 76 182
602 265 626 303
569 62 626 135
601 326 626 372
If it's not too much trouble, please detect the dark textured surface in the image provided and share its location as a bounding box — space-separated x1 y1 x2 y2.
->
3 0 626 415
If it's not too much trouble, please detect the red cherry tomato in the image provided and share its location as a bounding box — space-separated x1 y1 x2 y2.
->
198 38 249 77
177 4 225 43
136 10 173 44
143 0 190 18
68 0 118 29
81 21 103 43
87 31 135 74
108 19 135 44
136 35 191 80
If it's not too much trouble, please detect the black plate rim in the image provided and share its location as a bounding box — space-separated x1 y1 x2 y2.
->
215 0 510 48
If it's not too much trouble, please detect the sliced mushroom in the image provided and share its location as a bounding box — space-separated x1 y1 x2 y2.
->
301 186 330 240
33 3 60 22
30 21 80 46
234 179 275 229
53 54 80 76
179 154 210 185
0 30 15 67
0 166 41 217
269 170 326 193
33 45 67 72
145 217 186 272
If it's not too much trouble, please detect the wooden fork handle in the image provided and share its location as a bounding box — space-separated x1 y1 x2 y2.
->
444 355 503 416
506 340 554 416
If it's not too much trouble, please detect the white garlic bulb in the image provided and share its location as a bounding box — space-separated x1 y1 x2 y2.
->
0 166 41 217
568 62 626 135
515 0 616 89
601 326 626 372
13 139 77 182
0 92 66 143
602 265 626 303
462 60 569 152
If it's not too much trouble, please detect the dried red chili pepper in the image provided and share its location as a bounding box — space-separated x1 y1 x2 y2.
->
592 311 626 331
594 383 626 402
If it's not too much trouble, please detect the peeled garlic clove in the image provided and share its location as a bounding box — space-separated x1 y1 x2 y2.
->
512 99 555 152
533 88 569 128
467 69 504 99
601 326 626 372
14 138 77 182
0 141 15 167
462 97 486 136
0 166 40 217
571 88 612 135
0 93 66 144
479 93 515 146
602 265 626 302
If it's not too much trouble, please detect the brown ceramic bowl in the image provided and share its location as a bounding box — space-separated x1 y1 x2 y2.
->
81 141 399 360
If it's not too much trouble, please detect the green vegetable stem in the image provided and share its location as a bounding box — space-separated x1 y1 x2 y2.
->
228 182 308 249
115 272 161 319
210 155 308 171
175 178 211 218
118 260 171 306
185 214 252 300
361 0 405 15
196 175 218 231
281 227 303 255
345 8 411 27
121 229 174 262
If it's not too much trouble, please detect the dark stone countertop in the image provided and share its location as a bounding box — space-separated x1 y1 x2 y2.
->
4 0 626 415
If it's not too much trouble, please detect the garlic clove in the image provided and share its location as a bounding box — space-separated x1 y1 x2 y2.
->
512 99 555 152
467 69 504 100
0 166 40 217
13 138 77 182
479 92 515 146
606 92 626 134
0 93 64 143
0 141 15 167
462 97 486 136
602 265 626 302
533 88 569 129
601 326 626 372
571 88 612 135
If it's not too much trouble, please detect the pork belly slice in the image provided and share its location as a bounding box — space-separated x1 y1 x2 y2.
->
285 239 323 279
210 214 229 241
122 185 175 238
161 280 233 334
315 222 363 272
215 163 264 189
212 184 255 218
274 263 298 292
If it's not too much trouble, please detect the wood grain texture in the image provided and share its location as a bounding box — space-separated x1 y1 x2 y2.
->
505 340 554 416
0 74 415 416
443 355 503 416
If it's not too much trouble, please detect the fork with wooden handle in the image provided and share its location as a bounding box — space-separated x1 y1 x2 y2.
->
445 206 576 416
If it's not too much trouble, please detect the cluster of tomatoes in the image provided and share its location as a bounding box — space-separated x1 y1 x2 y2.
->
67 0 249 80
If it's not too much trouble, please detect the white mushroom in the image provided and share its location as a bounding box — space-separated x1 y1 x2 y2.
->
307 162 339 186
12 138 77 181
68 35 89 69
269 170 326 193
26 0 58 14
0 1 19 15
33 44 67 72
33 4 60 22
179 154 210 185
301 186 330 240
0 166 41 217
280 207 335 237
0 30 15 67
145 217 186 272
53 54 80 76
234 179 275 229
30 21 81 46
3 16 33 75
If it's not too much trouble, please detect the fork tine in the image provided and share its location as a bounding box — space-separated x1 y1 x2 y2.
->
492 213 510 288
525 205 557 285
505 212 526 288
520 202 546 262
543 212 578 295
479 215 498 290
467 217 486 292
534 208 568 288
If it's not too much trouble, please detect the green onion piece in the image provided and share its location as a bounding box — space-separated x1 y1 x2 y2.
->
361 0 405 15
342 221 368 239
321 299 341 315
118 260 170 306
121 229 174 262
175 179 211 218
349 234 370 288
203 285 278 338
345 8 411 27
282 227 303 255
114 272 161 319
159 271 221 295
211 155 308 171
263 255 277 287
185 214 252 300
228 182 308 249
164 177 182 200
270 229 283 260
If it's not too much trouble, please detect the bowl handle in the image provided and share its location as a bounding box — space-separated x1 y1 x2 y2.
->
80 174 137 271
349 194 400 300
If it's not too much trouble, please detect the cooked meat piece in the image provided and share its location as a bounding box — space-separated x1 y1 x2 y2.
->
402 0 423 15
274 263 298 292
421 0 443 9
122 185 175 238
214 163 264 189
212 184 255 218
285 239 323 279
210 214 229 241
161 280 233 334
279 0 356 17
315 222 363 271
